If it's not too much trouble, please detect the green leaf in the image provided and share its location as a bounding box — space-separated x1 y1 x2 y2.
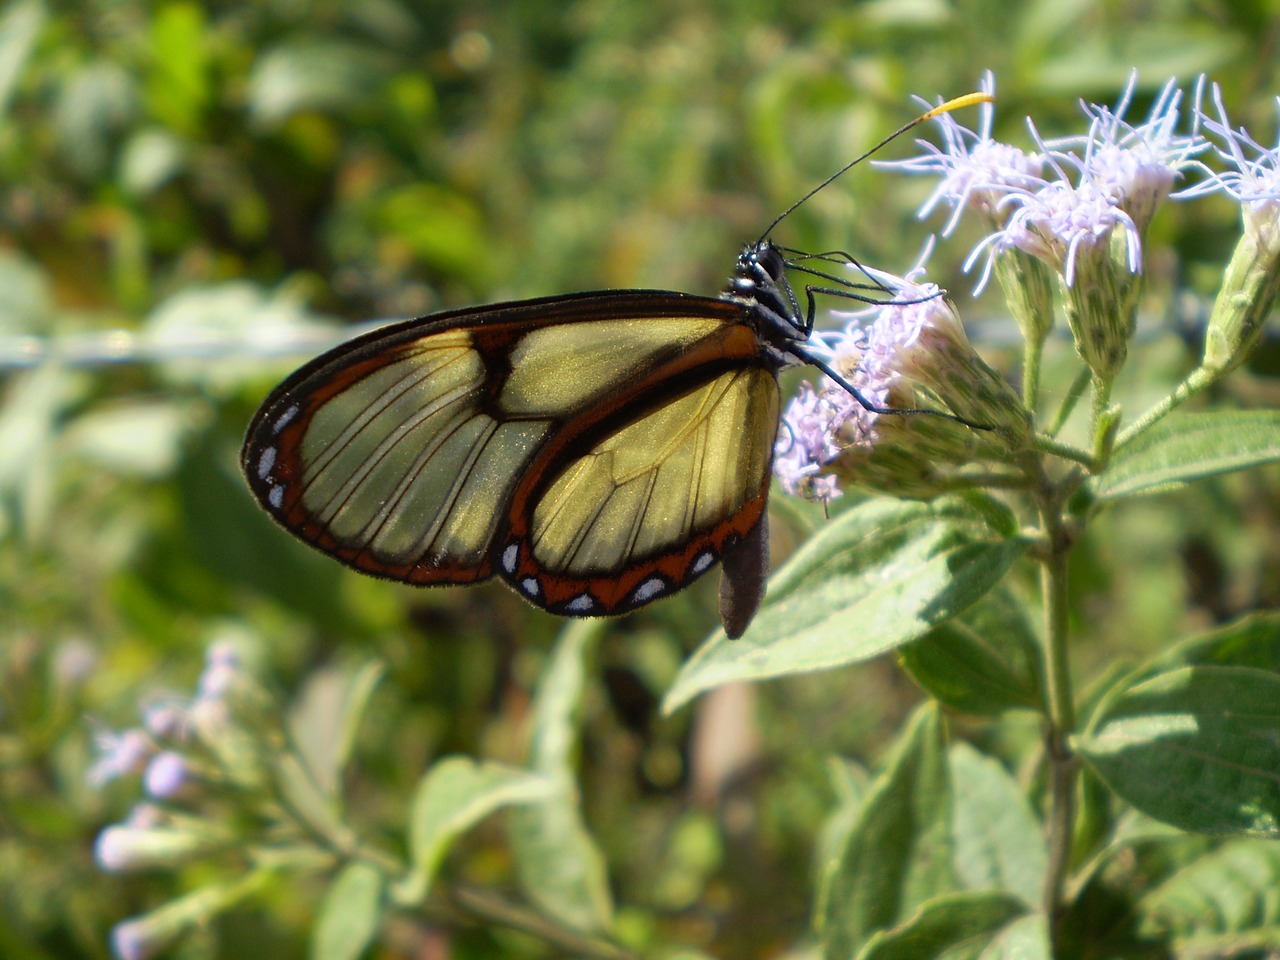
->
819 704 956 960
63 399 199 478
289 661 385 797
949 744 1046 908
311 862 384 960
510 621 614 934
0 1 43 117
146 2 210 136
397 757 554 904
899 586 1043 715
1139 838 1280 942
1156 611 1280 674
977 913 1052 960
1091 411 1280 503
1077 666 1280 837
853 890 1028 960
813 757 872 928
248 41 393 127
664 497 1026 713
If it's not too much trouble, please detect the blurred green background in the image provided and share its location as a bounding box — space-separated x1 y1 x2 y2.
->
3 0 1280 957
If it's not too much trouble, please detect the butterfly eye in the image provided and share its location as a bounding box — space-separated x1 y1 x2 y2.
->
757 243 788 282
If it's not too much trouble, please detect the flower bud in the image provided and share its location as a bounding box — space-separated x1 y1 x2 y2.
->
110 884 238 960
1199 200 1280 376
95 821 222 872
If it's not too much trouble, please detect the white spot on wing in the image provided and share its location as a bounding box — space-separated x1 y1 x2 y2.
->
273 404 299 434
631 577 667 604
502 543 519 574
691 550 716 575
257 446 276 480
521 577 539 598
565 594 595 613
268 485 285 509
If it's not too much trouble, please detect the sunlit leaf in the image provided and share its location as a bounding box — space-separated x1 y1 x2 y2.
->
978 913 1052 960
1091 411 1280 503
665 497 1025 712
854 890 1027 960
1077 665 1280 837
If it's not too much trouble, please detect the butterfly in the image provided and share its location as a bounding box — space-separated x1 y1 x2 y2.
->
241 94 990 638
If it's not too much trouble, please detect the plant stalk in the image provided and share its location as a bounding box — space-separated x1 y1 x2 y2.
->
1027 458 1079 941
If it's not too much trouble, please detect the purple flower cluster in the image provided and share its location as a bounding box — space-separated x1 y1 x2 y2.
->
776 72 1280 503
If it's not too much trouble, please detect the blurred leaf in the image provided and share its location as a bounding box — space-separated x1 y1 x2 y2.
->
62 399 200 477
819 704 956 960
0 249 52 333
510 620 614 934
372 183 491 282
0 364 85 540
0 0 42 116
146 2 209 136
899 585 1043 715
144 282 337 395
119 128 186 196
665 497 1026 713
249 41 394 127
1090 411 1280 503
175 432 355 624
289 660 385 797
949 743 1045 908
854 890 1027 960
55 59 136 177
977 913 1052 960
399 757 554 904
1138 838 1280 944
1035 27 1240 95
276 753 350 843
311 861 384 960
1077 665 1280 837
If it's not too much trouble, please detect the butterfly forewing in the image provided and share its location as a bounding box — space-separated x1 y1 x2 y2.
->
242 290 782 612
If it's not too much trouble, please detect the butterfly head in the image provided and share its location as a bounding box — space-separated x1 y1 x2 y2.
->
723 240 803 336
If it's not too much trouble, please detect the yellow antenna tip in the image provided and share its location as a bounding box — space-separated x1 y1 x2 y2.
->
918 92 996 122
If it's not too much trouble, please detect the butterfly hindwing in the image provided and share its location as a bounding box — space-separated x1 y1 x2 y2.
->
242 290 781 612
500 362 779 615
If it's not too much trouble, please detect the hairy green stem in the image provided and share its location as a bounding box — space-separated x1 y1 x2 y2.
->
1024 338 1044 415
1026 457 1079 942
1115 365 1215 449
1032 433 1095 470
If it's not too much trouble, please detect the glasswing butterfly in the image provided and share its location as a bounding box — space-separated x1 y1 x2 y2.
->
241 94 991 638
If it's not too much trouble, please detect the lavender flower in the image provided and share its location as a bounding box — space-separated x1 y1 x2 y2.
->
774 253 1029 503
144 751 194 799
880 71 1046 235
1054 72 1208 234
883 73 1055 358
88 727 154 786
1178 83 1280 376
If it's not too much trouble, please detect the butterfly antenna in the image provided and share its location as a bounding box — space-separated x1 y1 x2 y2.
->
754 91 994 245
